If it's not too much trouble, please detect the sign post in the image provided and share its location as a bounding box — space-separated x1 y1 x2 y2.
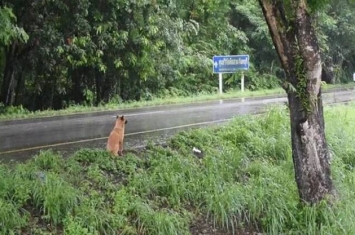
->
241 71 245 92
218 73 223 95
213 55 249 94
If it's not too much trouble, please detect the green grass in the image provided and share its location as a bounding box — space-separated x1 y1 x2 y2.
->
0 83 353 121
1 101 355 234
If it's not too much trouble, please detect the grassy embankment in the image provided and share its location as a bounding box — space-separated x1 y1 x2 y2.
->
1 102 355 234
0 83 353 121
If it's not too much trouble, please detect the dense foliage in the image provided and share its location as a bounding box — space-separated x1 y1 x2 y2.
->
0 0 354 111
1 103 355 234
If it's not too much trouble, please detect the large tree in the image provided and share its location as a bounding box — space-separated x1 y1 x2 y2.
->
0 5 28 106
257 0 335 204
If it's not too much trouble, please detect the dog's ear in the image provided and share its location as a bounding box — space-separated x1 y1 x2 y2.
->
120 115 124 120
116 115 119 119
125 120 128 124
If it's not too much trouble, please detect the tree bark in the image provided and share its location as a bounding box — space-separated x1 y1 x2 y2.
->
258 0 335 204
288 91 334 204
14 68 24 106
1 45 16 105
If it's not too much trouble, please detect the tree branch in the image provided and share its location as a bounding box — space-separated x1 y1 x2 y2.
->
257 0 293 76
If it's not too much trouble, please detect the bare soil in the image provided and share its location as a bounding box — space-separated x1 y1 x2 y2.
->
190 213 261 235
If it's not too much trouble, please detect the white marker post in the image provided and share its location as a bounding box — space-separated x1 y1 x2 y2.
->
219 73 223 95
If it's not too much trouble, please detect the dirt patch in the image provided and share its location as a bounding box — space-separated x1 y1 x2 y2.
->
190 213 261 235
21 205 64 235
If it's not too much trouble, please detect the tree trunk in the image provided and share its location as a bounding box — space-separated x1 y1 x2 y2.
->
71 68 84 104
258 0 335 204
288 91 334 204
321 57 335 84
1 45 16 105
14 68 25 106
95 69 101 106
1 42 33 106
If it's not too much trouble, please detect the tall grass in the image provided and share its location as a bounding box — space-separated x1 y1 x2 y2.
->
1 102 355 234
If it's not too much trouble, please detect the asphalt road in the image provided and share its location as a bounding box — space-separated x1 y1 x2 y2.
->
1 88 355 162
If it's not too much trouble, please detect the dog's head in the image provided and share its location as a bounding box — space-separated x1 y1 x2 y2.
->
114 115 128 128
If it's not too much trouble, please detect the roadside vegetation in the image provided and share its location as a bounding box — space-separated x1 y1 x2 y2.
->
1 102 355 235
0 83 352 121
0 87 284 120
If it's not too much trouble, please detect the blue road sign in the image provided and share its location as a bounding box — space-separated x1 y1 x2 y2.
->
213 55 249 73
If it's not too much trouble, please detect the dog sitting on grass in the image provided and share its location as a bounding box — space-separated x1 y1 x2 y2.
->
106 115 127 156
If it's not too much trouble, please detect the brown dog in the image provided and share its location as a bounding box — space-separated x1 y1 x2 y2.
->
106 115 128 156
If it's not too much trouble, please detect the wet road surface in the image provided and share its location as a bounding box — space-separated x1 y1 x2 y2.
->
1 89 355 162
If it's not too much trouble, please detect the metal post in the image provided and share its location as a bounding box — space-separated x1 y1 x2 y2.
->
219 73 223 95
241 71 245 92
